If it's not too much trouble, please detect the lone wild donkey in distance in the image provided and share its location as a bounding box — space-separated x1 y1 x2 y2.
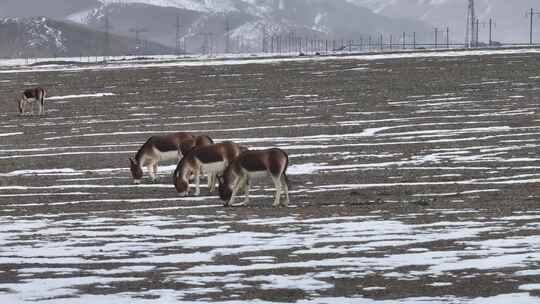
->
173 141 245 196
18 87 47 115
129 132 213 184
218 148 290 207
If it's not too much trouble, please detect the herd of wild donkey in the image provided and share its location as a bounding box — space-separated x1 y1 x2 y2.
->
17 87 291 207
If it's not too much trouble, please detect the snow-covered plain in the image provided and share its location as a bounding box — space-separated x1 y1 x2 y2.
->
0 48 540 302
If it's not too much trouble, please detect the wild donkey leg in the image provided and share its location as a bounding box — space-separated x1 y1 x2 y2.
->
242 179 251 205
208 174 216 192
147 163 155 181
152 163 158 182
232 178 250 207
38 98 44 115
230 176 248 207
280 175 290 207
194 167 201 196
17 97 24 115
271 176 282 207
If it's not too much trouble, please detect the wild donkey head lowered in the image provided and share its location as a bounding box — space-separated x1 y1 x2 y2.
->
18 87 46 115
129 133 213 184
218 148 290 207
173 141 243 196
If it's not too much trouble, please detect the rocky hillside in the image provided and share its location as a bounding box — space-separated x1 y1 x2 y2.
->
0 17 173 58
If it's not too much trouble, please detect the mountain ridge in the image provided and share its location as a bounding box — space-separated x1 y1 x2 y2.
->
0 16 173 58
73 0 432 53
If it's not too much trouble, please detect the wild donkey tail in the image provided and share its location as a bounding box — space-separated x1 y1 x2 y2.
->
40 89 46 104
283 171 291 190
17 97 23 114
283 150 291 190
172 164 180 180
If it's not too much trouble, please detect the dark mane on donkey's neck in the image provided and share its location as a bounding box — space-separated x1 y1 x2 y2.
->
174 146 197 177
134 137 153 163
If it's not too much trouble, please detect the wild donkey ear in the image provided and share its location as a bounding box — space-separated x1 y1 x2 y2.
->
129 157 136 164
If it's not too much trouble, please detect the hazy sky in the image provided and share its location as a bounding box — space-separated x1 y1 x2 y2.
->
350 0 540 43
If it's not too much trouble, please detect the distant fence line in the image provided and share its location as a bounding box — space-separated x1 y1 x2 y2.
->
260 36 540 55
3 43 540 67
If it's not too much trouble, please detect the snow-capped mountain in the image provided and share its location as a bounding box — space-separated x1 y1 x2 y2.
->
67 0 431 53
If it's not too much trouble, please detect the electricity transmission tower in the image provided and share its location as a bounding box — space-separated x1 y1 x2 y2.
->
488 19 496 45
200 32 214 55
129 27 147 55
526 8 540 45
252 23 268 53
175 14 182 55
103 6 112 59
225 15 231 54
465 0 476 48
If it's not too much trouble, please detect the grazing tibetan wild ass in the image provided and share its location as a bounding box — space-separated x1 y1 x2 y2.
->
18 87 47 115
129 132 213 184
173 141 244 196
218 148 290 207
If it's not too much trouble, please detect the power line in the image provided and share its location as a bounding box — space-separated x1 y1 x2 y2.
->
476 19 496 45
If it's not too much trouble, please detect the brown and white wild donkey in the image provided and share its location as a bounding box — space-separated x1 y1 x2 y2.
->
173 141 245 196
218 148 290 207
129 132 213 184
18 87 47 115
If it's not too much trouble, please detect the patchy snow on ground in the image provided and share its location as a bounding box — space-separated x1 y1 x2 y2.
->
0 211 540 302
1 48 540 303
